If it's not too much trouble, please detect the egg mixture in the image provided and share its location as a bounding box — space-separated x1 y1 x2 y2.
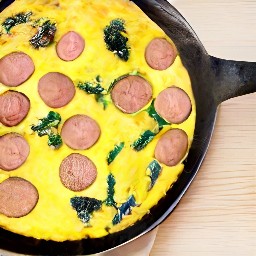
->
0 0 195 241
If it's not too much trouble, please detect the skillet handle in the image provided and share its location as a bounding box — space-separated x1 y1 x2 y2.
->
210 56 256 104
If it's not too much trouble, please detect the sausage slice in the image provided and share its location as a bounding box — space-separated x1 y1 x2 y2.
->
155 87 192 124
145 38 177 70
0 133 30 171
59 153 97 191
61 114 101 150
0 177 39 218
111 75 153 114
0 52 35 87
0 90 30 127
56 31 85 61
154 129 188 167
38 72 75 108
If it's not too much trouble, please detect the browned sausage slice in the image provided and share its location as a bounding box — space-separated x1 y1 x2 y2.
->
61 114 101 150
154 87 192 124
0 133 30 171
111 75 153 114
0 90 30 127
145 38 177 70
56 31 85 61
0 177 39 218
59 153 97 191
0 52 35 87
38 72 75 108
154 129 188 167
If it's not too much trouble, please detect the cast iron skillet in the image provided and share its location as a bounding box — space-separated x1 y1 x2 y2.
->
0 0 255 255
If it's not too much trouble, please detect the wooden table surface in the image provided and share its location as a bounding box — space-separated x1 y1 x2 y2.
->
151 0 256 255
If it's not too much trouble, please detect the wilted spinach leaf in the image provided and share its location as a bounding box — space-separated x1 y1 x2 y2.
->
146 100 169 128
131 130 156 151
107 142 125 165
70 196 102 224
147 160 162 190
105 174 117 207
112 195 137 225
2 12 32 33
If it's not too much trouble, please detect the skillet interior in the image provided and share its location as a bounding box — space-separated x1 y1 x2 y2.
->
0 0 255 254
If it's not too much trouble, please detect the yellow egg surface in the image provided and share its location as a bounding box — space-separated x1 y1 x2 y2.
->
0 0 196 241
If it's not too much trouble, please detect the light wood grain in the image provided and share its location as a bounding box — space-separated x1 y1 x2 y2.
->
151 0 256 255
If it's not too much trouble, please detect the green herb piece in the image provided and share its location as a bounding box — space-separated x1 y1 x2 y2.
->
30 20 56 49
31 111 61 135
107 73 139 93
107 142 125 165
104 18 130 61
146 100 169 128
129 70 140 76
32 17 48 28
78 82 105 94
105 174 117 207
147 160 162 190
31 111 62 149
70 196 102 224
78 76 110 109
95 75 102 83
2 12 32 34
131 130 156 151
107 75 128 93
95 94 109 110
107 77 120 93
47 132 62 149
131 100 170 152
112 195 137 225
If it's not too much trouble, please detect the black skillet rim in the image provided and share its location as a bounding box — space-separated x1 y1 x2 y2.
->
0 0 218 254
